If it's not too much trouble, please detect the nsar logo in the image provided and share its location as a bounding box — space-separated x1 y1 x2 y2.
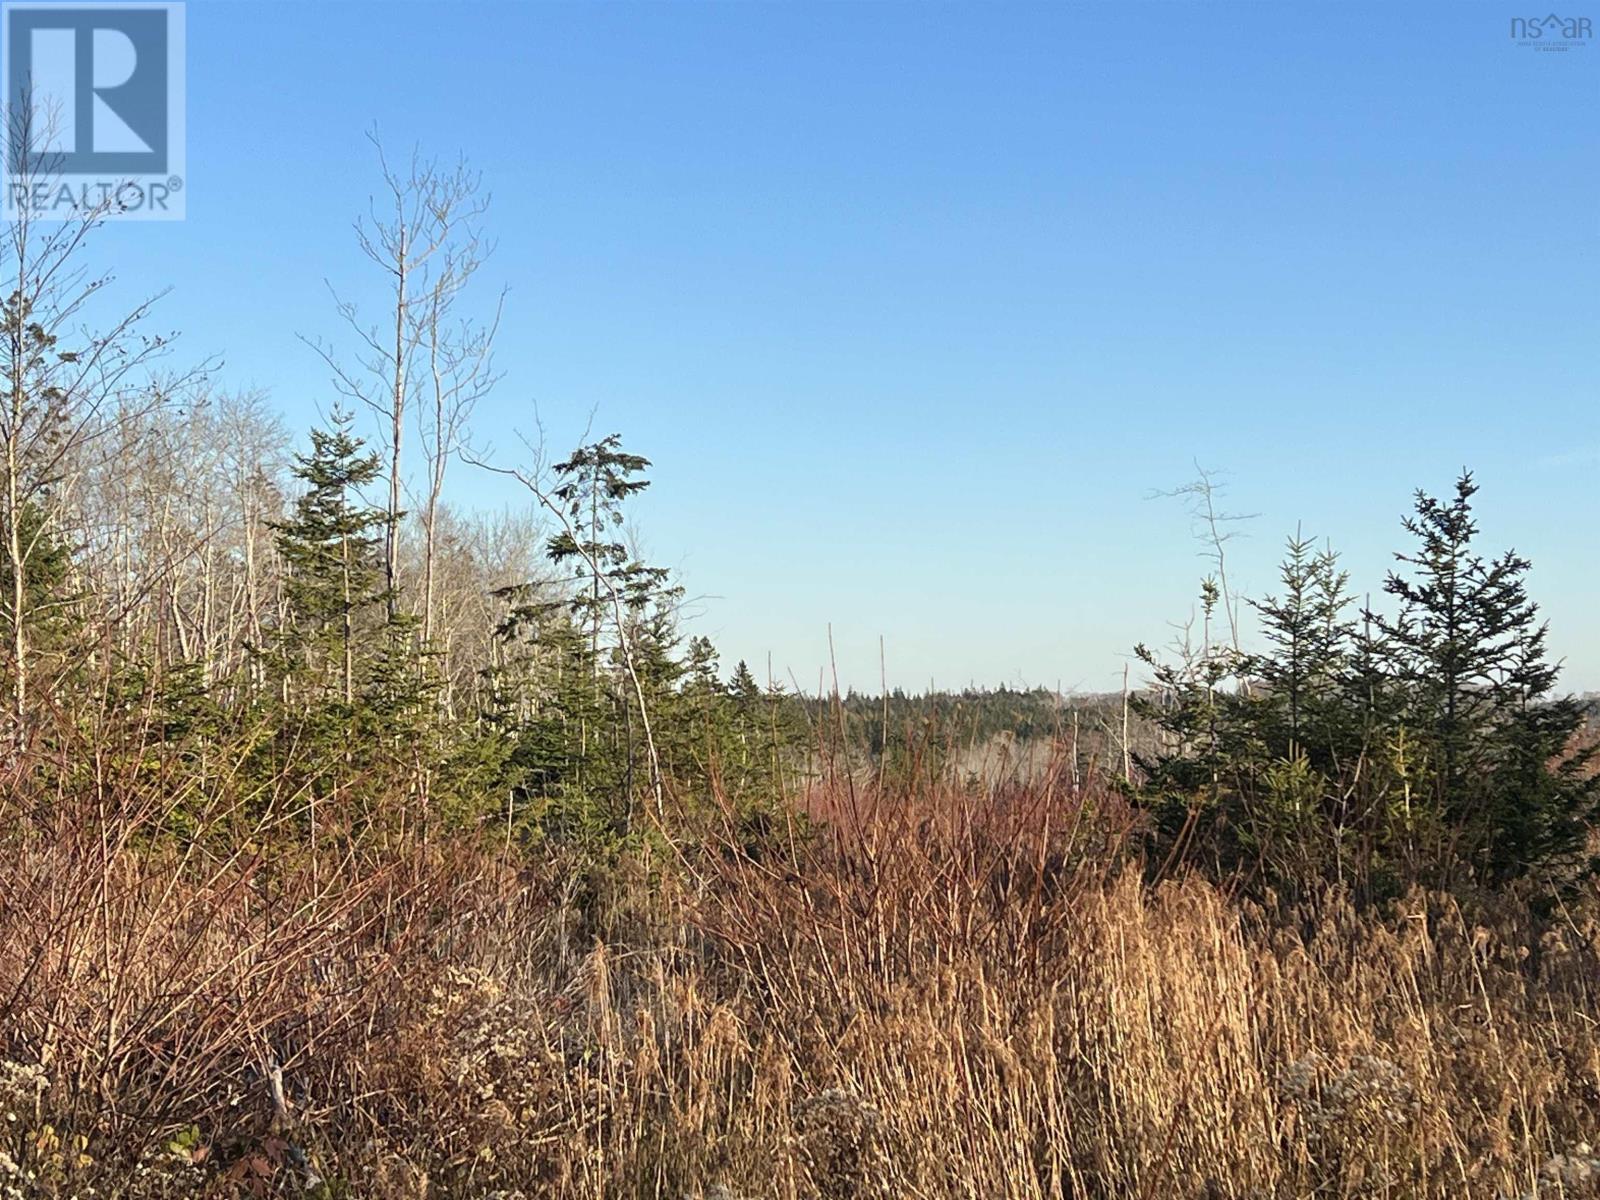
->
1510 12 1592 49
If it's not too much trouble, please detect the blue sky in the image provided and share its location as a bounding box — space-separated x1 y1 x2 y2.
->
84 0 1597 693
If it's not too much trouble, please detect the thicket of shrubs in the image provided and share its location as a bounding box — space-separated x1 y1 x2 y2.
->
7 762 1600 1199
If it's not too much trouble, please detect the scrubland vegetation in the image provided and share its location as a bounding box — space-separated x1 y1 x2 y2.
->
1 154 1598 1198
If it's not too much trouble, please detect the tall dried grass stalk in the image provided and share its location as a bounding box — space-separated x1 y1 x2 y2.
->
1 763 1597 1198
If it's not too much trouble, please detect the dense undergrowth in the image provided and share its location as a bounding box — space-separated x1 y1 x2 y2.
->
4 748 1600 1200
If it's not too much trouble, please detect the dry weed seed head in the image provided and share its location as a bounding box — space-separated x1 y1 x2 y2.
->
792 1088 892 1200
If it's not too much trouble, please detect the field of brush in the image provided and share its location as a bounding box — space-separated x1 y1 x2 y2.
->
3 770 1598 1200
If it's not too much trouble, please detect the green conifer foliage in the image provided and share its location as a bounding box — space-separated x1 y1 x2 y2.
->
1135 473 1597 894
269 409 392 699
1375 473 1597 883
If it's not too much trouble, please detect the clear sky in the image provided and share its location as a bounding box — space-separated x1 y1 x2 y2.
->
82 0 1597 693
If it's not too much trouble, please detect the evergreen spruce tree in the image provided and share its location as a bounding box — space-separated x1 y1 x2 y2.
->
0 500 81 710
266 407 401 809
1373 471 1594 882
1487 620 1598 880
482 436 687 845
546 435 673 670
1248 533 1356 761
544 435 680 831
271 409 392 704
1133 473 1595 893
1376 474 1521 816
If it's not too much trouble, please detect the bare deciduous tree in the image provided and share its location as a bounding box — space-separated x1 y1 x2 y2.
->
304 130 496 628
417 218 502 645
0 100 196 748
1151 462 1257 660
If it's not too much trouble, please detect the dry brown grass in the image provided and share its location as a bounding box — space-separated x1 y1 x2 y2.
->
2 765 1599 1199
